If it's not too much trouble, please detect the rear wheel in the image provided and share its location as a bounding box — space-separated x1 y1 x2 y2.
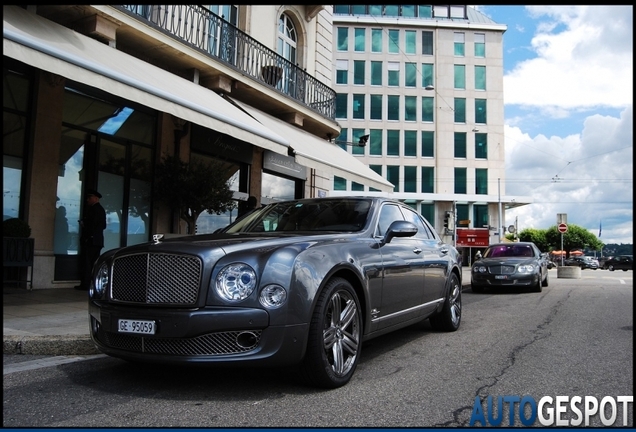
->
430 272 462 332
608 264 615 271
297 277 362 389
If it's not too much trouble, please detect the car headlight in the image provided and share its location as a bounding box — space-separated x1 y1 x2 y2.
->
517 264 537 273
91 262 109 299
215 263 257 302
259 284 287 309
473 266 487 273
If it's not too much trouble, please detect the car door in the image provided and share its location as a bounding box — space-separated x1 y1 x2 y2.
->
374 203 425 331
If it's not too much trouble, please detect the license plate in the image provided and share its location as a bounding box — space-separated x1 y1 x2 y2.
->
118 319 156 335
494 275 508 280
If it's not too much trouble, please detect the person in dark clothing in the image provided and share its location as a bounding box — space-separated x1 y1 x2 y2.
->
75 189 107 290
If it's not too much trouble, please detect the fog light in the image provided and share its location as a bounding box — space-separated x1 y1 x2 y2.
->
259 284 287 308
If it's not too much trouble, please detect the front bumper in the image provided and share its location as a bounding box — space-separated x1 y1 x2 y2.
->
471 273 540 287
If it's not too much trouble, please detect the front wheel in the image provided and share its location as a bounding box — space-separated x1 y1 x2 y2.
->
608 265 615 271
430 272 462 332
298 277 362 389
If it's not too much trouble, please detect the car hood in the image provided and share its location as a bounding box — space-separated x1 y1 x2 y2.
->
473 257 538 267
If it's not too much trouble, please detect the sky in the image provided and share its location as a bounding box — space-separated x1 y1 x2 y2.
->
476 5 633 246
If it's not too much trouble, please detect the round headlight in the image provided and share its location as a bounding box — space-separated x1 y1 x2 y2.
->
517 264 537 273
259 284 287 309
216 263 257 302
91 262 109 298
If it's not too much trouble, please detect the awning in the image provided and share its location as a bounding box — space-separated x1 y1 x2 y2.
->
3 6 289 155
230 98 394 192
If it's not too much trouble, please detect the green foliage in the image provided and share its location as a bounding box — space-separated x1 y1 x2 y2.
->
153 155 236 234
2 218 32 238
517 228 550 251
518 224 604 256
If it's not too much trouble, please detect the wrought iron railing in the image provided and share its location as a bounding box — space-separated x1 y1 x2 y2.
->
116 5 336 120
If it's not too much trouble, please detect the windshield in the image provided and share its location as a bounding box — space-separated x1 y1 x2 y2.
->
484 244 535 258
223 199 372 234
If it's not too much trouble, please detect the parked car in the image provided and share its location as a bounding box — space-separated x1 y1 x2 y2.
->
604 255 633 271
564 256 599 270
87 197 463 388
471 242 549 293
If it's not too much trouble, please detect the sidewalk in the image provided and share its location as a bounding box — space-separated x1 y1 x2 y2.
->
3 267 473 356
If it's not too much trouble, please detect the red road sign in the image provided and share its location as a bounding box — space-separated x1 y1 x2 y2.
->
558 223 568 233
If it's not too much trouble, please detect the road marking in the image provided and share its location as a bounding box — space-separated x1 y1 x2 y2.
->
3 354 107 375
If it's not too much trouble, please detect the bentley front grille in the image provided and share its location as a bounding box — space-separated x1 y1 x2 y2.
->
489 265 516 275
111 253 202 305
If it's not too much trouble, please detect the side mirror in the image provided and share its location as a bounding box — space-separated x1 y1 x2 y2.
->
383 220 417 244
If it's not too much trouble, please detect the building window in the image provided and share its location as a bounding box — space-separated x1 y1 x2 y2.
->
369 5 382 16
388 62 400 86
369 129 382 156
475 65 486 90
278 14 297 65
475 33 486 57
333 5 349 14
421 203 434 225
335 93 348 119
456 204 469 227
419 6 432 18
473 204 489 228
454 98 466 123
404 130 417 157
404 166 417 192
387 165 400 192
422 97 434 122
405 96 417 122
352 94 365 119
371 28 383 52
371 61 383 85
384 5 399 16
454 168 467 194
337 27 349 51
370 94 382 120
352 129 366 155
421 167 434 193
475 133 488 159
334 176 346 191
387 95 399 120
434 5 449 18
354 28 365 52
352 181 364 191
421 63 434 88
405 30 416 54
421 131 434 157
454 132 467 158
353 60 365 85
476 169 488 195
454 32 465 56
387 130 400 156
475 99 487 124
335 60 348 85
388 29 400 53
422 31 433 55
454 65 466 89
402 5 416 17
451 6 466 18
405 62 417 88
369 164 382 191
337 128 347 151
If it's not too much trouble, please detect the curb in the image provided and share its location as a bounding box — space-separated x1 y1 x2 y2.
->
3 335 100 356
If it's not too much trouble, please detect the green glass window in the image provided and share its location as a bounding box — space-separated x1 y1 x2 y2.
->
404 130 417 157
405 62 417 87
403 5 416 17
353 60 365 85
352 181 364 191
387 95 399 120
371 29 383 52
335 60 348 85
454 168 467 194
422 31 433 55
371 61 383 85
421 63 434 88
369 164 382 192
454 98 466 123
456 204 469 227
475 33 486 57
419 6 432 18
475 99 487 124
337 128 347 151
476 169 488 195
454 65 466 89
352 94 365 119
334 176 346 191
454 32 465 56
420 203 434 225
454 132 467 158
354 28 365 52
422 97 434 122
369 129 382 156
405 96 417 122
405 30 416 54
404 166 417 192
370 94 382 120
387 165 400 192
352 128 366 155
388 29 399 53
388 62 400 86
333 5 349 14
421 167 434 193
475 133 488 159
335 93 348 119
387 130 400 156
352 5 366 14
473 204 488 228
421 131 434 157
337 27 349 51
475 65 486 90
369 5 382 16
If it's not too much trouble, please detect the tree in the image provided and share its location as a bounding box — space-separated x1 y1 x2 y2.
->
153 155 236 234
517 228 550 252
544 224 603 257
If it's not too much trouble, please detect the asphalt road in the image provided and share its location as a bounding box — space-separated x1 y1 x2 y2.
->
3 271 633 428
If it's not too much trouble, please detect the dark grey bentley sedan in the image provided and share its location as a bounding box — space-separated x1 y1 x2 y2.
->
88 197 462 388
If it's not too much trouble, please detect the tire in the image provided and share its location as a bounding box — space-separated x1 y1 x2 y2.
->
471 283 484 293
608 265 615 271
297 277 362 389
533 276 543 293
430 272 462 332
542 271 549 287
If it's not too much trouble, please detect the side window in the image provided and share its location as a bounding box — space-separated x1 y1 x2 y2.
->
401 207 432 239
376 204 404 237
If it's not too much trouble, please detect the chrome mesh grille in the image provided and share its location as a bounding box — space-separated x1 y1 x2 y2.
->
98 329 262 355
111 253 202 305
489 265 516 275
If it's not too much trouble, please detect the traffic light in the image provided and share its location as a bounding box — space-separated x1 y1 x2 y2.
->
443 211 455 231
